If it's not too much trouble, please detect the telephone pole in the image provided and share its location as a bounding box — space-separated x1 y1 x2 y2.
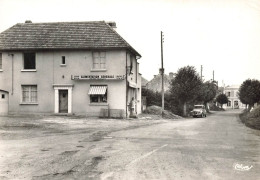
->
161 31 164 116
200 65 203 80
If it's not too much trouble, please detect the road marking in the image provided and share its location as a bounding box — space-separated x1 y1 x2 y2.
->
126 144 168 168
101 144 168 180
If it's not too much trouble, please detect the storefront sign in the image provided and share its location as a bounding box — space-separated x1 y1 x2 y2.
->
71 75 125 80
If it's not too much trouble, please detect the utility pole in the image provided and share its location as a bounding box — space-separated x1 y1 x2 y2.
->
200 65 203 80
161 31 164 117
213 70 214 81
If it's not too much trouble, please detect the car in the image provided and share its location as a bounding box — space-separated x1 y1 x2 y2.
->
191 105 207 118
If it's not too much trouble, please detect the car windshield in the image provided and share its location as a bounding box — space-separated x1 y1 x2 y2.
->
194 106 203 109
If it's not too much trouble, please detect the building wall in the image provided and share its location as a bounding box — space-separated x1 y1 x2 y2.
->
146 73 174 92
125 53 141 116
0 90 8 115
223 87 245 109
0 50 130 116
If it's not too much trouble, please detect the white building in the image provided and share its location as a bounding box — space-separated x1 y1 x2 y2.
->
223 85 245 109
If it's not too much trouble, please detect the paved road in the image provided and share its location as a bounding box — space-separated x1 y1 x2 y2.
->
98 110 259 180
0 110 259 180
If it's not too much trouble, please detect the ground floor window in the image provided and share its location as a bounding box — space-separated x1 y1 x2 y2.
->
227 100 231 107
88 85 107 103
22 85 37 103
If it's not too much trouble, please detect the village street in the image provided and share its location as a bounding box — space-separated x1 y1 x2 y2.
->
0 110 259 180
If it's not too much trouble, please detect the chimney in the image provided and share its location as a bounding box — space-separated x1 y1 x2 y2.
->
169 72 174 79
107 21 117 30
25 20 32 23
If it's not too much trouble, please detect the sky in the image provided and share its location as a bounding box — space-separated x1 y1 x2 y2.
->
0 0 260 86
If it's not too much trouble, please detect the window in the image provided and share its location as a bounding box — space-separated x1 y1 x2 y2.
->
61 56 66 65
93 52 106 69
22 85 37 103
89 85 107 103
1 94 5 99
0 53 2 69
24 53 36 69
226 92 231 97
227 100 231 107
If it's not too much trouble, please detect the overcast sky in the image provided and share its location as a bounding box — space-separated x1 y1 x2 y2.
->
1 0 260 86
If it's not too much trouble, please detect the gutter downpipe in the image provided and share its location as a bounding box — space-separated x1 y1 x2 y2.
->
126 51 128 118
9 54 14 95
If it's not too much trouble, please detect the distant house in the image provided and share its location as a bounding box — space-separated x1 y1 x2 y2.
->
141 77 148 88
0 21 142 117
223 85 245 109
146 72 175 92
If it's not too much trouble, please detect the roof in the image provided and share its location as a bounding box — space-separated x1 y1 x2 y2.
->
225 85 240 89
0 21 141 56
146 73 174 92
141 77 148 86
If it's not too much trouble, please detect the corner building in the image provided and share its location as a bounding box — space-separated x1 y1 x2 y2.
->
0 21 142 117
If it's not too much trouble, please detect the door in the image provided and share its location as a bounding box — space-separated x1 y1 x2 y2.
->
0 91 9 115
59 90 68 113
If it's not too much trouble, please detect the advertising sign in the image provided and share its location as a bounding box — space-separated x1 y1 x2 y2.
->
71 75 125 80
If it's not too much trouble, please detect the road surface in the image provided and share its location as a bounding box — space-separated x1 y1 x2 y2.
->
0 110 259 179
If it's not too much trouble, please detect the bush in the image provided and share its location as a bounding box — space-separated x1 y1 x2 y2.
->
209 103 225 111
144 105 183 119
248 105 260 118
239 106 260 130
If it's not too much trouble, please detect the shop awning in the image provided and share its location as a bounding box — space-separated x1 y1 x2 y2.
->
88 86 107 95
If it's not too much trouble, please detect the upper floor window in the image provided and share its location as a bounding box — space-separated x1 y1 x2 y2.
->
93 52 106 69
22 85 37 103
61 56 66 65
226 92 231 97
0 53 2 70
24 53 36 69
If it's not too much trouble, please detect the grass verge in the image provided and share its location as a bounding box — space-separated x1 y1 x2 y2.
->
239 111 260 130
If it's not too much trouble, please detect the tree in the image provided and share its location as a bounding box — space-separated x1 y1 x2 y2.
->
238 79 260 111
170 66 202 116
197 81 218 112
216 94 229 108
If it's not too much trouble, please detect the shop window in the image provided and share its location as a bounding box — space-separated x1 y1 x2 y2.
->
22 85 37 103
89 85 107 103
90 95 107 103
24 53 36 69
93 52 106 69
0 53 2 70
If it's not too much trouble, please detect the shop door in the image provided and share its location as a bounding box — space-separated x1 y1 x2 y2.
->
59 90 68 113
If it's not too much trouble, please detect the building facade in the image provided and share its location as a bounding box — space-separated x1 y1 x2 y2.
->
146 72 175 92
0 21 142 117
223 85 245 109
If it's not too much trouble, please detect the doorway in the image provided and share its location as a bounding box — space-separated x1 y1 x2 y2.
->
0 90 9 115
59 90 68 113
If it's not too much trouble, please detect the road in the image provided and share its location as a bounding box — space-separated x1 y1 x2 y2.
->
99 110 260 180
0 110 259 180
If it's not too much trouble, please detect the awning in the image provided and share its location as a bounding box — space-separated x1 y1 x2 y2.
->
88 86 107 95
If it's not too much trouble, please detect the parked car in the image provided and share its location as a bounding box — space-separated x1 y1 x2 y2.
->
191 105 207 118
